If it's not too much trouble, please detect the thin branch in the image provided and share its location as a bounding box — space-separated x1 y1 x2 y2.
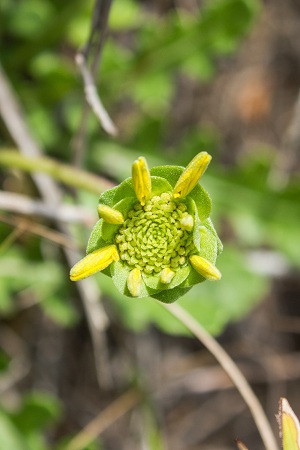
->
83 0 113 73
160 302 279 450
73 0 115 165
0 227 24 254
76 52 118 137
268 88 300 189
0 213 77 250
0 149 114 194
65 388 142 450
0 63 112 389
0 191 96 226
0 325 31 394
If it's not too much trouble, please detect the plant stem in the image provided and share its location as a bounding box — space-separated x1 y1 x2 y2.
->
160 302 279 450
0 149 113 194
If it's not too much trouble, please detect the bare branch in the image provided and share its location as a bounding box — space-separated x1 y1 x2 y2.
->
76 52 118 137
269 88 300 189
73 0 116 165
65 388 142 450
0 191 96 226
0 213 76 250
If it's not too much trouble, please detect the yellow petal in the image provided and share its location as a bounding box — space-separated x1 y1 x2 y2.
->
97 204 124 224
132 156 151 206
160 268 175 284
173 152 212 199
279 398 300 450
70 245 119 281
189 255 221 281
127 268 142 297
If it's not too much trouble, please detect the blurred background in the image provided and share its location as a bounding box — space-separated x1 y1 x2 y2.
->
1 0 300 449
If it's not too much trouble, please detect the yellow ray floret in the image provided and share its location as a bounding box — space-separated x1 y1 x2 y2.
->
173 152 212 199
70 245 119 281
97 204 124 224
127 268 142 297
189 255 221 281
132 156 152 206
280 398 300 450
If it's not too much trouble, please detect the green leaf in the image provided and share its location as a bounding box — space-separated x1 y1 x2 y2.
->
0 410 26 450
86 220 107 254
132 72 174 114
7 0 55 38
109 0 142 30
0 349 10 373
98 186 119 208
41 295 79 327
152 286 192 304
12 391 62 433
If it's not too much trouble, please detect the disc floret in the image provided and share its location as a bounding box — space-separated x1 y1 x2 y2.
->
115 193 196 276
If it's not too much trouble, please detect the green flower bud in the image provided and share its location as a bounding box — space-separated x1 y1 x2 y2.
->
70 153 223 303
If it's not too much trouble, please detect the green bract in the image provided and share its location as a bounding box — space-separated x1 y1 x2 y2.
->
70 153 223 303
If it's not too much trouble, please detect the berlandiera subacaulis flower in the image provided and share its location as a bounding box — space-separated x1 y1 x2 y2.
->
70 152 223 303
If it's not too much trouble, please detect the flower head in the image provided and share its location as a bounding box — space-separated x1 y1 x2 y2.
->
70 152 223 303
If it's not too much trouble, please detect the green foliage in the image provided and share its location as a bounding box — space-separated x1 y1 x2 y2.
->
1 0 260 157
0 392 62 450
0 245 78 326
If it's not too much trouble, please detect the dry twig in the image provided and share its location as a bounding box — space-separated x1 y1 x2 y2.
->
65 388 142 450
0 213 76 249
0 191 96 226
73 0 117 165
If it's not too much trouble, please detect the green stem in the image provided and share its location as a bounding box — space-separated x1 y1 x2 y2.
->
0 149 114 194
160 302 279 450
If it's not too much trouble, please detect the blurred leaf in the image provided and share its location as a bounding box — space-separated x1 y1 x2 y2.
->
41 295 79 327
27 106 58 148
65 5 91 46
182 52 215 81
132 72 174 114
199 0 260 54
6 0 55 39
0 278 14 314
0 349 11 373
0 410 26 450
12 391 62 433
109 0 142 30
